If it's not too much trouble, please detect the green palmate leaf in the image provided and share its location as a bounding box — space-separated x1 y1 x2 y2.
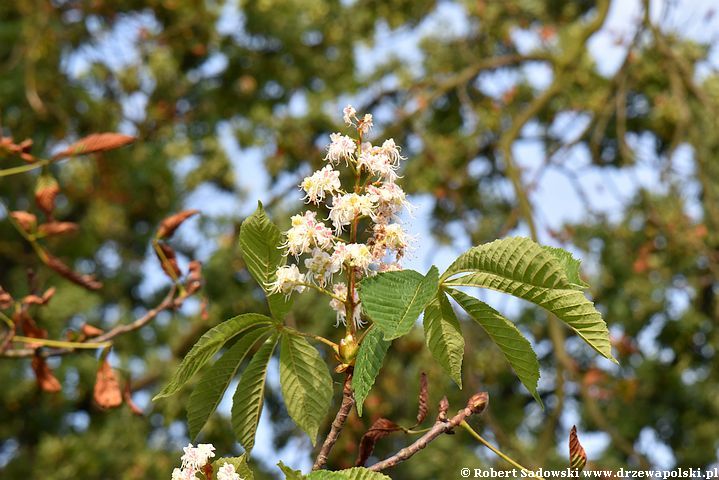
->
446 288 541 405
277 461 305 480
423 292 465 388
306 467 391 480
279 333 333 445
187 327 271 440
231 335 278 452
239 201 292 319
440 237 572 290
542 246 590 290
154 313 276 400
445 274 615 362
213 455 254 480
352 327 392 416
359 266 439 341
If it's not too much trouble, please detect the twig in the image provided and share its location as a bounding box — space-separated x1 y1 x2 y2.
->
368 392 488 472
313 372 355 471
0 287 179 358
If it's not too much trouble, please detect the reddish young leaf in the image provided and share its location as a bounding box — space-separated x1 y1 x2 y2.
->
93 359 123 409
155 243 181 279
0 286 13 309
22 287 55 307
53 133 136 159
45 254 103 291
185 260 203 294
569 425 587 471
10 211 37 232
123 381 144 416
81 323 105 338
17 311 47 340
34 175 60 216
157 209 200 239
355 418 402 466
38 222 79 237
31 357 62 393
416 372 429 425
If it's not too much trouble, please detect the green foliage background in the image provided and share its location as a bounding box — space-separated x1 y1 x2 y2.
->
1 0 718 478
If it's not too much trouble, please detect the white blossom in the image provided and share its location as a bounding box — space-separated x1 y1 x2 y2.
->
283 211 334 256
358 113 373 135
343 105 357 125
382 223 410 251
329 283 363 328
366 182 411 223
304 248 341 286
268 264 306 297
325 133 356 165
332 243 373 272
370 223 410 261
172 468 196 480
378 262 403 272
328 193 375 233
217 463 242 480
179 443 215 475
301 165 341 204
381 138 405 164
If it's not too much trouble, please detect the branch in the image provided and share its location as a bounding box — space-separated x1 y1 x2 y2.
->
368 392 488 472
0 286 180 358
313 372 355 471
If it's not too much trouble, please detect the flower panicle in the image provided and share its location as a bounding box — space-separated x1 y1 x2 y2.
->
273 105 415 329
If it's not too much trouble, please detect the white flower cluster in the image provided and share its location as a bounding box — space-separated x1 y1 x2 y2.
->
268 105 413 329
171 443 241 480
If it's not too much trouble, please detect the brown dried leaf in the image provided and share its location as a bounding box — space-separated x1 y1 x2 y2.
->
123 381 144 416
416 372 429 425
155 243 181 279
81 323 104 338
42 287 56 303
355 418 402 467
22 287 55 307
17 311 47 339
0 286 14 309
185 260 203 294
53 133 136 159
45 254 103 291
35 175 60 216
31 357 62 393
22 295 45 306
569 425 587 472
38 222 79 237
10 211 37 232
93 359 123 409
157 209 200 239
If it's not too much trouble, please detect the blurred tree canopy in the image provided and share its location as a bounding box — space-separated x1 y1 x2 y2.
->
1 0 718 478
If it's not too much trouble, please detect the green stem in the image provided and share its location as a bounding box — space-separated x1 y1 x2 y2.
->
0 159 49 177
460 421 542 479
0 311 14 329
282 326 338 350
13 335 112 350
